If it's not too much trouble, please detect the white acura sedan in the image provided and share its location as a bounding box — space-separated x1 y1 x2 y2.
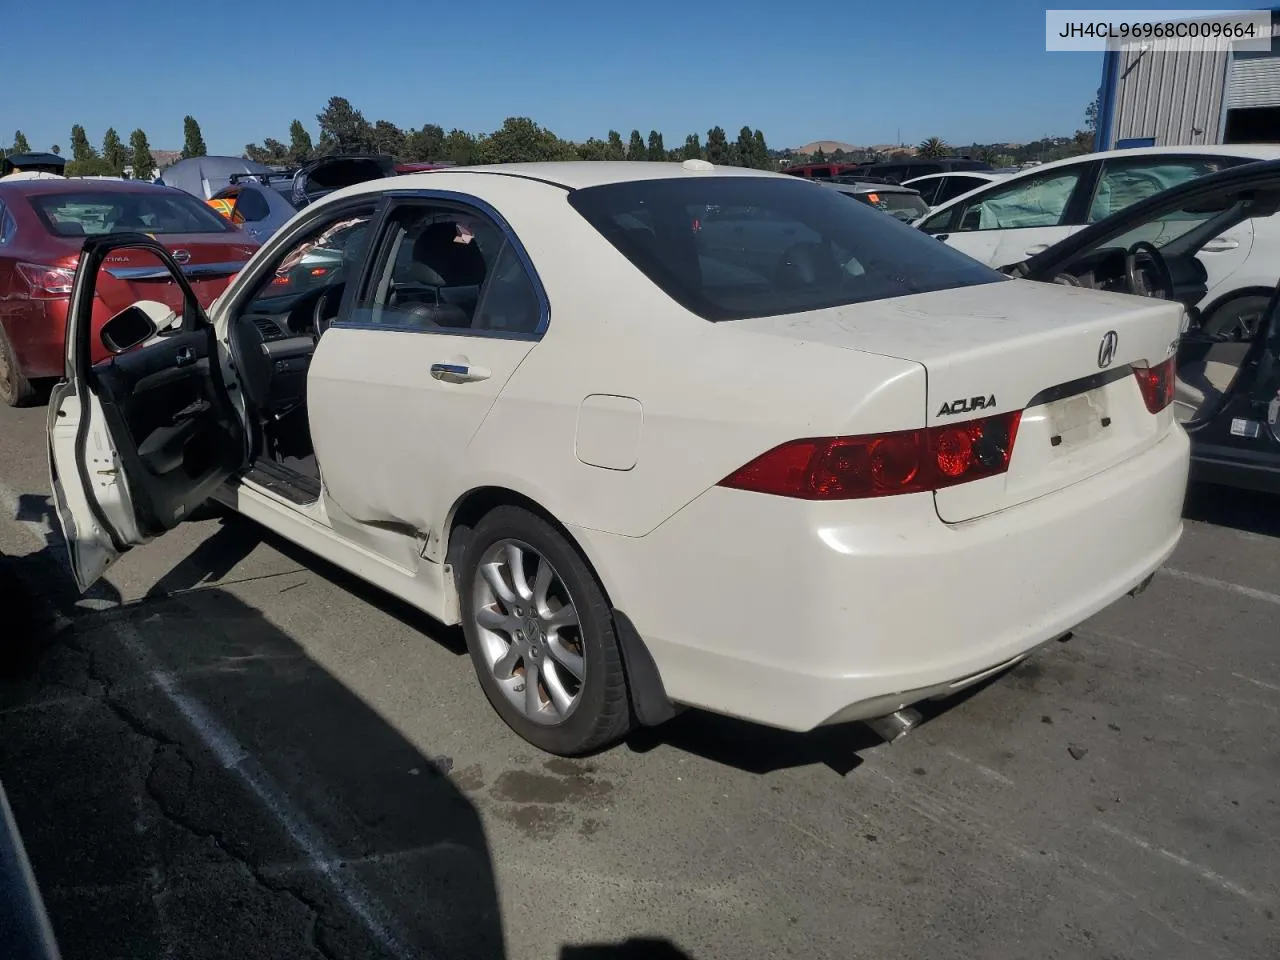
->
48 161 1189 755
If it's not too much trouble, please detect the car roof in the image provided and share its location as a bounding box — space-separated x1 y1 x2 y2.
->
336 161 779 197
0 177 178 197
902 172 1007 184
820 180 918 194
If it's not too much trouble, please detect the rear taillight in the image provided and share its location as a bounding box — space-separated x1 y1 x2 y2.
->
719 411 1022 500
1133 358 1176 414
15 262 76 300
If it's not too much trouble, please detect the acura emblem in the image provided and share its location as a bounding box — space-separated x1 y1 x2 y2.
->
1097 330 1119 369
172 249 191 264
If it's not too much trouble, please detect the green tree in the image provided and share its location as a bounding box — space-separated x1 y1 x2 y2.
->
287 120 314 164
978 147 999 165
70 124 97 163
129 129 155 180
12 131 30 153
917 136 949 159
752 130 769 169
476 117 577 164
681 133 702 161
627 129 646 159
1085 87 1100 132
65 158 111 177
605 130 625 160
181 115 208 159
812 146 827 162
245 139 289 165
441 129 479 165
317 96 373 154
647 130 665 161
577 137 609 161
102 128 126 175
704 126 732 165
402 123 444 162
372 119 405 158
50 145 61 156
735 126 760 168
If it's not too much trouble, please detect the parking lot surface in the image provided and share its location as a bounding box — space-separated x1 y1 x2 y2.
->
1 401 1278 960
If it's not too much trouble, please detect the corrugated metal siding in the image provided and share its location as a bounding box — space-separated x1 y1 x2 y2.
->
1227 55 1280 108
1110 40 1229 146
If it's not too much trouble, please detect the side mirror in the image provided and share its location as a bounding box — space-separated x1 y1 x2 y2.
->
101 307 157 354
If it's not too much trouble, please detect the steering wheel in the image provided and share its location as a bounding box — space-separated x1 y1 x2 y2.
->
312 283 345 336
1124 241 1175 300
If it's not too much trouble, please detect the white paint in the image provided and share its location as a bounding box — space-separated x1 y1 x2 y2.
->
1160 567 1280 607
1094 821 1265 906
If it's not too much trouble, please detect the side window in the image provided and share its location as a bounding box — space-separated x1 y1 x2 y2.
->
952 168 1084 232
910 179 943 206
234 187 272 223
357 203 541 336
936 175 988 204
0 203 14 244
238 205 378 312
1088 157 1232 222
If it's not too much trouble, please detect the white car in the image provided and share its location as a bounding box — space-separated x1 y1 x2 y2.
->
915 144 1280 337
901 171 1010 211
48 161 1189 756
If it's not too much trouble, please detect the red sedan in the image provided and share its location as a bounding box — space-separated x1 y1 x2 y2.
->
0 178 260 406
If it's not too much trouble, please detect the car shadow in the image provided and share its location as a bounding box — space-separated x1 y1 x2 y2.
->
3 495 705 959
1183 481 1280 538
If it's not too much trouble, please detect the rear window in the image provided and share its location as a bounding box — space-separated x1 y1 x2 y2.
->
568 176 1003 322
847 189 930 222
29 189 235 237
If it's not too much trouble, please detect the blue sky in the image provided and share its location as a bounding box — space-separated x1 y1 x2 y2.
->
3 1 1216 155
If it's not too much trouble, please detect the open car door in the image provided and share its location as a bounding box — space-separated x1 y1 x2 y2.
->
47 233 248 592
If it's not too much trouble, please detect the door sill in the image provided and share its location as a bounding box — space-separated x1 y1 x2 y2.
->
242 457 321 505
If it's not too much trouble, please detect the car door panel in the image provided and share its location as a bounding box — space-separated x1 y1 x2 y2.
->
48 234 246 591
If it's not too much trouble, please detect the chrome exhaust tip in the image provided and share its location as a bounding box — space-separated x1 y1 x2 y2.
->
865 707 924 744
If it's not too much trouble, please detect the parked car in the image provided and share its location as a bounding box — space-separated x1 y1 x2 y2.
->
47 162 1187 755
818 179 931 222
0 178 259 406
1006 158 1280 493
859 158 993 184
915 144 1280 338
902 171 1010 210
204 154 396 242
781 162 865 179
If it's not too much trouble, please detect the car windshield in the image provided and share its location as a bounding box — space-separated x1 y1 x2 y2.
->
28 189 237 237
568 176 1003 322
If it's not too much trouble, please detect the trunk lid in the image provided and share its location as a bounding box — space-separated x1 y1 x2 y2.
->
733 278 1184 522
93 234 258 314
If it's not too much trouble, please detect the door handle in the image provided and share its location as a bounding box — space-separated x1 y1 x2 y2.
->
1024 244 1049 256
430 362 491 384
174 346 196 367
1202 236 1239 252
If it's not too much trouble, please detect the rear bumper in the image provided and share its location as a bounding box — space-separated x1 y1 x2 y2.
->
572 426 1190 732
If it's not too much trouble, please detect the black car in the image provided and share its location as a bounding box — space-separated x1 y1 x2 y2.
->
0 778 59 960
856 157 993 184
1005 159 1280 494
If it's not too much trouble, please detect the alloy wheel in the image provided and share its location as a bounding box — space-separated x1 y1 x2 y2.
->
471 539 584 725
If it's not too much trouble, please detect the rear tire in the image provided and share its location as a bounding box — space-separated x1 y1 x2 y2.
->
459 506 633 756
0 325 36 408
1203 295 1270 342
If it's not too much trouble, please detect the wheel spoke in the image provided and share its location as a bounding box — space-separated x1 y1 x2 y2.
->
506 543 533 602
531 557 554 615
542 661 575 715
476 605 513 634
546 637 584 681
480 562 518 609
546 604 579 631
524 661 543 716
492 643 521 680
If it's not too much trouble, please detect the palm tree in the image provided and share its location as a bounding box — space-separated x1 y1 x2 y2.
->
917 137 949 159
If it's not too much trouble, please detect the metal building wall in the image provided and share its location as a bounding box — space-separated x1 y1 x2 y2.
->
1107 39 1229 147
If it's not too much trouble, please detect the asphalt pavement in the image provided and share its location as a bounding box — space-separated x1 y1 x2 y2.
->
1 400 1277 960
